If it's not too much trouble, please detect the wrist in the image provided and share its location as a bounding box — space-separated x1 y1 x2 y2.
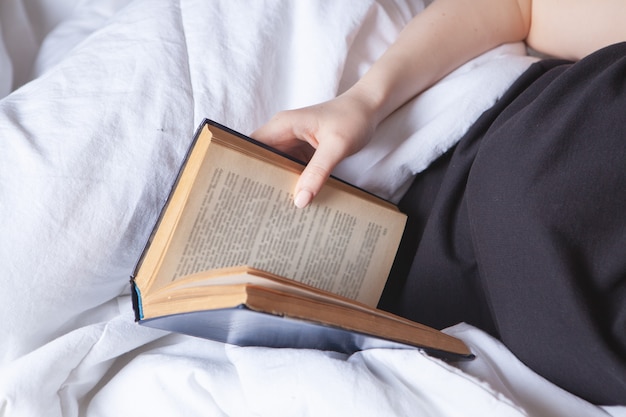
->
341 82 389 128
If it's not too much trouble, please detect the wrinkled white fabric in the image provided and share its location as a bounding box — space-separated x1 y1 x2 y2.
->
1 1 623 416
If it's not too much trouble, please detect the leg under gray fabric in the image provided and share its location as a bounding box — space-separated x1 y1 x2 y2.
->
383 43 626 405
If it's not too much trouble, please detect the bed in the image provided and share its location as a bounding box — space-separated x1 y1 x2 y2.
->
0 1 624 416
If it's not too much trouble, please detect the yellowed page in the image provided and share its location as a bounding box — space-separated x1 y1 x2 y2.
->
153 124 406 307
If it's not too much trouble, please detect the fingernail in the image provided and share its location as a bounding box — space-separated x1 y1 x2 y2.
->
294 190 313 208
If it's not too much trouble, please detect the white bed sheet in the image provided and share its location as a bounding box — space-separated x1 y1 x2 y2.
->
0 1 623 416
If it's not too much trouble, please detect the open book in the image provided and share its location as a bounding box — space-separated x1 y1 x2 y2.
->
131 119 472 359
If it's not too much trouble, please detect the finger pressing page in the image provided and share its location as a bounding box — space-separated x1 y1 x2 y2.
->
293 143 345 208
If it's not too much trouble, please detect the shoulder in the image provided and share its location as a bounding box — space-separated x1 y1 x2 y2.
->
525 0 626 60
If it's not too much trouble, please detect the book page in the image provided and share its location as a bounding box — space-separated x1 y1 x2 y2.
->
155 130 405 306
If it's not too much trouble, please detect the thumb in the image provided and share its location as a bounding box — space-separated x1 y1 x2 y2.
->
293 143 344 208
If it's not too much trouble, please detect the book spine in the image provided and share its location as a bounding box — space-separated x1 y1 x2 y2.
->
129 278 144 321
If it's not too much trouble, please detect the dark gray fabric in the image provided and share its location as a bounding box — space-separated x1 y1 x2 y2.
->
381 43 626 405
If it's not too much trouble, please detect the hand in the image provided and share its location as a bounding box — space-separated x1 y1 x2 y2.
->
252 91 377 208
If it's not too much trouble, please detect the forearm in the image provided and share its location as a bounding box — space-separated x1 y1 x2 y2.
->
346 0 531 126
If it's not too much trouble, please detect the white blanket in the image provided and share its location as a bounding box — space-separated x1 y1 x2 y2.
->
0 1 624 416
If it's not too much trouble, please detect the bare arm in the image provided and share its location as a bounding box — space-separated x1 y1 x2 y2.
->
253 0 531 207
253 0 626 208
349 0 530 127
